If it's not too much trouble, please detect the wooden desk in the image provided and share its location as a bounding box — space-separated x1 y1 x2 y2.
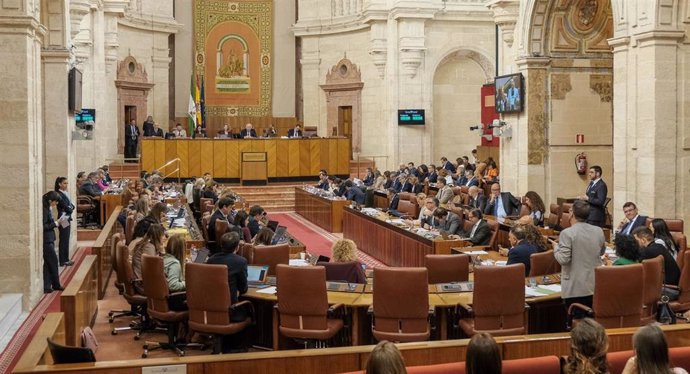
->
342 207 463 267
294 187 349 233
99 193 122 225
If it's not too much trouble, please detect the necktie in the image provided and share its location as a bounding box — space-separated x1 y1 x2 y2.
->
494 199 499 216
131 126 136 140
586 181 594 194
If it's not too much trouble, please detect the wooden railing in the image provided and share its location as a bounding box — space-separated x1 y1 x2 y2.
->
13 313 66 371
92 206 122 299
60 255 98 347
13 324 690 373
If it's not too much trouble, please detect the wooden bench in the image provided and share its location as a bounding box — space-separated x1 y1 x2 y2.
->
91 206 122 299
13 313 65 371
60 255 98 347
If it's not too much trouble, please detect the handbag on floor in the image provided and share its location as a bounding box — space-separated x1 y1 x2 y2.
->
656 295 677 325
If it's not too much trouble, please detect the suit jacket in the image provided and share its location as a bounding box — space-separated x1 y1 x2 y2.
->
464 177 479 187
248 216 261 237
427 171 438 183
392 179 402 192
507 241 539 276
439 212 463 236
56 190 74 222
346 187 365 204
484 192 521 217
388 194 399 211
554 222 605 299
437 186 454 204
124 124 140 145
401 182 413 193
456 176 468 186
317 181 329 190
43 206 57 243
463 219 492 246
442 161 456 174
468 195 487 213
641 243 680 286
362 174 374 186
151 128 164 138
240 129 257 138
585 179 608 224
619 215 648 236
206 210 229 248
142 121 155 136
287 129 302 138
79 180 102 197
206 252 248 305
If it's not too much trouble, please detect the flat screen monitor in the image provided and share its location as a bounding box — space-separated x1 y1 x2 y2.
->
398 109 425 125
494 73 524 114
75 109 95 130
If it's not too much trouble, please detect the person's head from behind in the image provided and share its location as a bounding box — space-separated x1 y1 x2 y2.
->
165 234 186 263
43 191 61 209
331 239 358 262
632 227 655 248
614 234 640 262
567 318 608 374
466 333 501 374
145 224 166 249
571 200 590 223
234 210 249 228
220 231 240 253
253 227 274 246
148 202 168 223
365 340 407 374
633 323 673 373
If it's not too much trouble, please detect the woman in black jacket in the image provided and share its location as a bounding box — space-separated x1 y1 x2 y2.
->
54 177 75 266
43 191 64 293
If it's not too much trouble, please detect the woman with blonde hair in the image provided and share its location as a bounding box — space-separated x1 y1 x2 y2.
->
564 318 609 374
131 224 166 291
331 239 358 262
622 323 688 374
133 198 149 223
365 340 407 374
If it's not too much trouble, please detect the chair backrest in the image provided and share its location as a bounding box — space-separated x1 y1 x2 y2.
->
141 255 170 316
200 197 214 214
529 250 561 277
317 261 366 284
116 242 139 297
47 338 96 364
592 264 644 328
201 214 212 242
252 244 290 276
186 262 231 326
111 232 123 277
645 217 684 233
425 254 469 284
472 264 526 334
238 242 254 263
214 219 230 246
546 203 561 228
676 251 690 305
276 264 329 331
398 192 415 201
373 267 429 342
559 203 573 230
125 214 135 244
486 220 500 250
397 199 417 217
518 204 530 218
641 255 663 322
672 232 687 270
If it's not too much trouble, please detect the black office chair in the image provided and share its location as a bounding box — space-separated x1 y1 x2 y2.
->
47 338 96 364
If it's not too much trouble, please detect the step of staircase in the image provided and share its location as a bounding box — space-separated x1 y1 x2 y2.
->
350 159 375 180
108 162 141 180
230 184 299 212
0 294 23 349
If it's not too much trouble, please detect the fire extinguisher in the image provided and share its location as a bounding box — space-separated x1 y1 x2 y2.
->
575 153 587 175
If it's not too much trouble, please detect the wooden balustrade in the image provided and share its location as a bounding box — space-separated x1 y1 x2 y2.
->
60 255 99 347
92 206 123 299
13 313 66 371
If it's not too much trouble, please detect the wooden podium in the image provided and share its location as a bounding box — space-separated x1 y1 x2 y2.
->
241 152 267 185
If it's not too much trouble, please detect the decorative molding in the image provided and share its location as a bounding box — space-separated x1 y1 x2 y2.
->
487 0 519 47
321 58 364 91
368 21 387 78
589 74 612 102
550 73 572 100
526 67 547 165
398 18 427 78
69 0 91 39
119 14 181 34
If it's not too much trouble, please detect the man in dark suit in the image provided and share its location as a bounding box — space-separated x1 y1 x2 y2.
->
484 183 521 218
463 170 479 187
419 197 439 228
317 170 329 190
386 188 399 212
142 116 155 136
55 177 75 266
506 224 538 276
467 186 487 212
440 157 456 174
240 123 257 138
344 180 365 205
433 207 463 236
79 172 102 197
206 232 249 321
617 201 647 236
287 124 303 138
633 227 680 287
124 119 140 162
151 123 164 138
207 197 234 253
462 209 492 245
579 165 608 227
247 205 265 237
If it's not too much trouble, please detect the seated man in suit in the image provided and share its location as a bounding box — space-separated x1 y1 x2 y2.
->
240 123 257 138
427 165 438 183
467 186 487 212
440 156 456 174
150 122 164 138
172 123 187 138
386 188 400 212
435 177 454 205
344 180 365 205
317 170 330 190
617 201 647 236
432 207 463 236
462 209 492 245
287 124 303 138
419 197 440 229
206 197 235 253
484 183 521 219
463 169 479 187
247 205 265 238
505 224 539 276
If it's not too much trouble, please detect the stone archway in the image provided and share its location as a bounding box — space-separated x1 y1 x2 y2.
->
115 56 153 154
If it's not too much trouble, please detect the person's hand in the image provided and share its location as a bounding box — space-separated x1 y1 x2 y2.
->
621 356 637 374
498 247 509 257
548 238 558 250
579 195 589 201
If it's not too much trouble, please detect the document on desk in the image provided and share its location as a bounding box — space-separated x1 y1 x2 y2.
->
525 284 561 298
256 286 277 295
464 250 489 255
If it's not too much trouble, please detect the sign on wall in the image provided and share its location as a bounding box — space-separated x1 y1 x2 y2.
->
193 0 273 117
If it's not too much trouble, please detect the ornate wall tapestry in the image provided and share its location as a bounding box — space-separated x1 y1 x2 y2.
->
194 0 273 116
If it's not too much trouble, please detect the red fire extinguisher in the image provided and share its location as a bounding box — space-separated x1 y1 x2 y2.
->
575 153 587 175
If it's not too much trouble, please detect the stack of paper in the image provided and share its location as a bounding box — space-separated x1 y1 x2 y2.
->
256 286 277 295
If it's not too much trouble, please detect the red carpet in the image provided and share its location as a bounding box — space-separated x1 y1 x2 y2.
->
270 212 385 268
0 247 90 374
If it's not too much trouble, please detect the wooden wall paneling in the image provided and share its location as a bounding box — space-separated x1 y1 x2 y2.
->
266 140 277 177
154 140 166 173
140 140 155 172
237 141 253 180
250 139 266 153
319 139 330 176
500 335 570 360
276 140 289 177
299 140 311 176
203 353 362 374
213 141 227 179
164 140 178 177
60 255 98 346
176 140 189 178
188 140 202 177
337 138 351 175
309 139 321 176
199 140 215 177
92 206 121 299
13 313 65 371
328 139 339 175
226 141 240 178
288 141 300 177
204 116 297 139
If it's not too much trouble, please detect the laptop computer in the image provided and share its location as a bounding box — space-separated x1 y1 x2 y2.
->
309 255 331 265
247 265 270 287
267 220 280 232
168 207 185 227
193 248 209 263
271 226 288 245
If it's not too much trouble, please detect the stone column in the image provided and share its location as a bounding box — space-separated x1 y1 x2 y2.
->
298 42 322 133
0 3 46 309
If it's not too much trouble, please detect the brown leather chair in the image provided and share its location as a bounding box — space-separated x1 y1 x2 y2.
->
252 243 290 276
317 261 367 284
214 219 230 245
398 192 415 201
200 198 214 215
425 254 469 284
125 214 135 245
76 195 98 227
641 255 663 325
559 203 573 230
186 263 252 354
110 233 124 294
140 255 204 357
108 234 137 323
645 218 684 233
486 220 500 250
672 232 687 270
238 242 254 263
200 213 212 243
397 199 417 218
569 265 644 329
546 204 561 228
276 264 344 348
111 241 147 335
670 251 690 314
458 264 527 337
372 267 430 343
529 250 561 277
518 204 530 218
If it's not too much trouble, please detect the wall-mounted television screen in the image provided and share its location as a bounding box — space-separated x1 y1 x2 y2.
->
75 109 95 130
494 73 524 114
398 109 425 125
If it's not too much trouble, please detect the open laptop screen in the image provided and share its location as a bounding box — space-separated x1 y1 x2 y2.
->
247 265 269 283
271 226 288 245
267 220 279 232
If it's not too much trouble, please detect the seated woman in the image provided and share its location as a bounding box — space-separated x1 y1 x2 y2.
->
365 341 407 374
483 161 499 184
564 318 608 374
162 234 187 311
130 224 166 293
132 198 149 223
622 324 689 374
252 227 274 246
650 218 679 259
232 210 252 242
202 180 219 203
524 191 546 226
466 333 501 374
505 224 539 276
323 239 366 284
612 234 640 266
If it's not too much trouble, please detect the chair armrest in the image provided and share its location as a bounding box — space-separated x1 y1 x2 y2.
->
231 300 253 310
328 303 344 313
327 303 345 318
456 303 473 317
168 291 186 298
568 303 593 316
